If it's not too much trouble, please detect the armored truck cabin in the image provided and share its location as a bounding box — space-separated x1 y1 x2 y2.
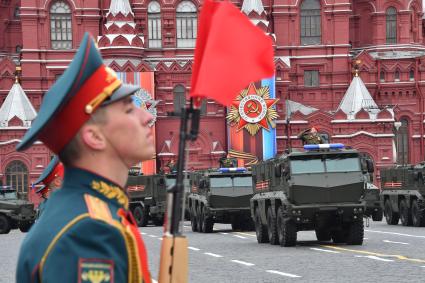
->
188 167 254 233
126 174 167 227
380 163 425 227
251 144 373 247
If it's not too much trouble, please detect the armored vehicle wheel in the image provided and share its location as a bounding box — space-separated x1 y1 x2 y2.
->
346 220 364 245
384 199 399 225
372 209 383 222
254 208 269 243
133 206 148 227
331 230 346 244
190 206 199 232
267 207 279 245
411 200 425 227
196 205 203 232
0 214 11 234
18 221 33 233
315 229 331 242
276 207 297 247
399 200 413 226
201 206 214 233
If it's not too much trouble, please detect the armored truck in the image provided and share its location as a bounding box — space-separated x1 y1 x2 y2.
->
188 168 254 233
126 174 167 227
380 163 425 227
165 172 191 220
251 144 373 247
0 186 36 234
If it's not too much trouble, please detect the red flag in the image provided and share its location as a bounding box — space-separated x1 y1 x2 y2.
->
190 0 274 106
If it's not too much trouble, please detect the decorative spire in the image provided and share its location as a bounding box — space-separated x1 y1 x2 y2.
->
0 79 37 128
241 0 265 15
336 74 379 120
107 0 133 17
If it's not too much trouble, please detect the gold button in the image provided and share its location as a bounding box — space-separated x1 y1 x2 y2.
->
85 105 93 114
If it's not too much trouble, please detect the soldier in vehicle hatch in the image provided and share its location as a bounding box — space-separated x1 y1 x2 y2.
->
219 154 238 168
298 126 323 145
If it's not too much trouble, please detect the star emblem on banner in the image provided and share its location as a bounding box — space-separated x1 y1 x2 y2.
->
226 83 279 136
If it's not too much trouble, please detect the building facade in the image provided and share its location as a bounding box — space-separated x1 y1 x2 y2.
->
1 0 425 203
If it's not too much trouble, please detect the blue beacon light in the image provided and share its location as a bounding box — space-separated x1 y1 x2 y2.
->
218 167 247 173
304 143 345 150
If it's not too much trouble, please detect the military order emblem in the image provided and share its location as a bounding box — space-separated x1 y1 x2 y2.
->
133 88 159 127
227 83 279 136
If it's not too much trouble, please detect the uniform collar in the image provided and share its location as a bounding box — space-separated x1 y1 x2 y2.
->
62 167 129 210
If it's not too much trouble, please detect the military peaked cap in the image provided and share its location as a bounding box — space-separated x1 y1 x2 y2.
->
17 32 139 153
34 156 64 186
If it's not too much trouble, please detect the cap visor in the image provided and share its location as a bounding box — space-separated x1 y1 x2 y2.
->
102 83 140 106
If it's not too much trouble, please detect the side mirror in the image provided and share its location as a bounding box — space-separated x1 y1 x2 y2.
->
158 178 165 186
275 164 282 177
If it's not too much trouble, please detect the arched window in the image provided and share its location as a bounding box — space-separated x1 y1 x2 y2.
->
176 1 197 48
380 70 385 82
386 7 397 44
5 161 28 196
300 0 321 45
394 69 400 81
409 69 415 81
148 1 162 48
50 1 72 50
173 85 186 113
396 118 409 165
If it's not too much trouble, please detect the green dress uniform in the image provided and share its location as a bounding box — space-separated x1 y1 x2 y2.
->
17 167 150 283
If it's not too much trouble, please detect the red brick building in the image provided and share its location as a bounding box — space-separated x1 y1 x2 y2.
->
1 0 425 203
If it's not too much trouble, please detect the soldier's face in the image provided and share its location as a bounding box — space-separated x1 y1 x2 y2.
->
101 96 155 167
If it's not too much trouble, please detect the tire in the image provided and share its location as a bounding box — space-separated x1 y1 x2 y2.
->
411 200 425 227
254 208 269 243
196 205 203 233
346 220 364 245
372 209 383 222
315 229 331 242
384 199 399 225
399 200 413 226
18 221 33 233
201 206 214 233
190 206 199 232
133 206 148 227
267 207 279 245
331 230 346 244
0 214 11 234
276 207 297 247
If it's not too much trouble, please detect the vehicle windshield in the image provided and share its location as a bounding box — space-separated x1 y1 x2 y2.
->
233 176 252 187
290 154 360 174
165 177 176 187
0 190 17 200
210 177 233 188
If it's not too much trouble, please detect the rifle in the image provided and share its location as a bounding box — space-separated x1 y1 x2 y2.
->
158 99 201 283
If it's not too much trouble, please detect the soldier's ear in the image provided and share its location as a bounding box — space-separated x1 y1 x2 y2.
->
80 124 107 151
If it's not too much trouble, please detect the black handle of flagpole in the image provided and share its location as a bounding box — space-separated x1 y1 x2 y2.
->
168 99 200 235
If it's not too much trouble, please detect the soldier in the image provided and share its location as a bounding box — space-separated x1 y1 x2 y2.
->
166 159 177 173
219 154 237 168
16 33 153 283
298 126 323 145
34 156 64 219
